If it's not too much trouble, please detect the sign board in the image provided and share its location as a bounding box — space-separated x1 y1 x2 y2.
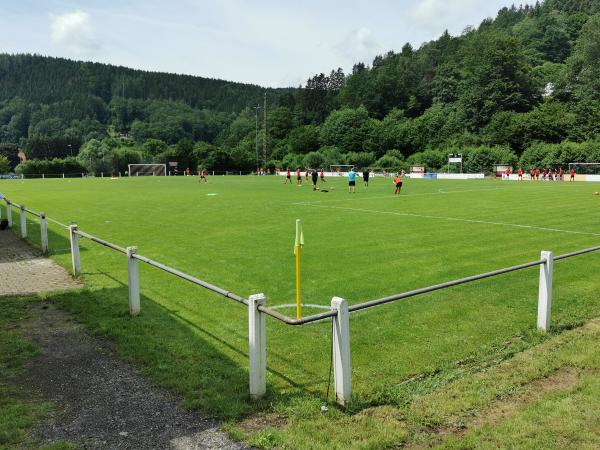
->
448 153 462 163
168 161 178 167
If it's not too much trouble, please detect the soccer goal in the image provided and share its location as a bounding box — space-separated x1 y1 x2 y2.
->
329 165 355 174
568 162 600 175
128 164 167 177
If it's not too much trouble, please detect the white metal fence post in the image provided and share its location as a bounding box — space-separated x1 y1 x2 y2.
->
6 200 12 227
20 205 27 238
40 213 48 254
331 296 352 406
537 250 554 332
127 246 141 316
248 293 266 399
69 224 81 276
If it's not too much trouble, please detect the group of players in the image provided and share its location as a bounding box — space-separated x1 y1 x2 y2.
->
509 167 576 181
283 167 405 194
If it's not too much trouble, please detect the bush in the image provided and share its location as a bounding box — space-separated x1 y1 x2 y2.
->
463 145 517 173
15 157 87 175
302 152 326 169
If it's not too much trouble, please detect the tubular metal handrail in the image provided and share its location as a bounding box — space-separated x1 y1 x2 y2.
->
553 244 600 261
4 196 600 327
131 253 248 305
349 258 546 313
73 229 128 254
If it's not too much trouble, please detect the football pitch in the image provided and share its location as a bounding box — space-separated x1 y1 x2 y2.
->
4 175 600 432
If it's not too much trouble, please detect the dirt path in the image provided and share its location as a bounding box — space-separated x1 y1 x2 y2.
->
22 302 246 449
1 229 245 449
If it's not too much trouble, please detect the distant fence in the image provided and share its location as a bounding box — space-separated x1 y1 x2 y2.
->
1 171 260 179
2 196 600 406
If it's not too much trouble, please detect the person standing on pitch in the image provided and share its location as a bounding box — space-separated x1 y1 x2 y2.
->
320 169 326 183
363 168 370 187
296 167 302 186
311 169 319 191
348 167 357 193
284 167 292 184
570 168 575 182
198 168 207 183
394 172 403 195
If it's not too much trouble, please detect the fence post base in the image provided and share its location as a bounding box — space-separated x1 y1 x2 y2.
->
127 246 141 316
6 200 12 228
69 224 81 277
331 297 352 406
248 293 266 399
537 250 554 332
20 205 27 238
40 213 48 254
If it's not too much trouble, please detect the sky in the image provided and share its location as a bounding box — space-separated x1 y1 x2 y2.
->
0 0 535 88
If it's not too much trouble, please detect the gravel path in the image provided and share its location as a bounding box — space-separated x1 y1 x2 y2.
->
1 228 246 449
0 229 81 295
22 302 246 450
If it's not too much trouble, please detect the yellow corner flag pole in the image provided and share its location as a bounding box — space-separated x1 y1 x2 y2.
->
294 219 304 319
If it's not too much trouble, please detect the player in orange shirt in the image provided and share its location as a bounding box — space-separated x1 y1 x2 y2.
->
393 173 403 195
284 168 292 184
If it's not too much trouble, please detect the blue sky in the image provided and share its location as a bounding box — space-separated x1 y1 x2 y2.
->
0 0 534 87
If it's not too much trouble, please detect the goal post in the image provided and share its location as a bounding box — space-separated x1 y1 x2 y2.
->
329 165 355 173
128 164 167 177
568 162 600 174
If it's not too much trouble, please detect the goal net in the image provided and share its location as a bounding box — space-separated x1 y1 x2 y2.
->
128 164 167 177
329 165 355 174
568 162 600 175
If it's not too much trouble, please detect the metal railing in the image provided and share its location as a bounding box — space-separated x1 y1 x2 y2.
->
2 196 600 406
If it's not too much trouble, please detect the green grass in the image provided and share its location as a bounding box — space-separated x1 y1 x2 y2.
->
3 175 600 447
0 297 54 449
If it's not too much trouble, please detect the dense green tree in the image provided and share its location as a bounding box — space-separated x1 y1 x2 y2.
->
0 155 10 173
319 106 370 152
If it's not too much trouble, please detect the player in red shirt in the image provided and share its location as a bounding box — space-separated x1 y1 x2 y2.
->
535 168 540 180
320 169 326 183
570 168 575 182
542 169 547 180
284 167 291 184
296 167 302 185
530 169 534 180
517 168 523 181
559 167 563 181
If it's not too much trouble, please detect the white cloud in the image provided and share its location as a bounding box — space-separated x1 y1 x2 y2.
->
334 27 383 65
50 11 99 54
409 0 480 32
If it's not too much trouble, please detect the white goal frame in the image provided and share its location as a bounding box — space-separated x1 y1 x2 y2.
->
128 164 167 177
568 162 600 174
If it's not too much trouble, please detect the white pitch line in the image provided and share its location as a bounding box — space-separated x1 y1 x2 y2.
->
293 186 506 206
299 203 600 237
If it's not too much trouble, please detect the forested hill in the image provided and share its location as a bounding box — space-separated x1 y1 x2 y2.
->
0 54 285 111
2 0 600 176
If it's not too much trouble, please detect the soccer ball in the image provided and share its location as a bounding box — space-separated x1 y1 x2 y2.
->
594 192 599 196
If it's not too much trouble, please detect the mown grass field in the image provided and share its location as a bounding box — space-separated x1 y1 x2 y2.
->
3 174 600 448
